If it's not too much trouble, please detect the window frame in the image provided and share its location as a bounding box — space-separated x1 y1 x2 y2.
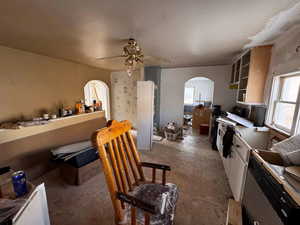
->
184 87 195 105
266 72 300 135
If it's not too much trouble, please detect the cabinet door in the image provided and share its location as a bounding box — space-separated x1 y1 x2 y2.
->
217 127 231 178
13 184 50 225
233 135 251 163
245 46 272 103
229 149 247 202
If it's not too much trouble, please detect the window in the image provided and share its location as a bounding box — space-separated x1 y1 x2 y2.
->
184 87 195 105
267 73 300 134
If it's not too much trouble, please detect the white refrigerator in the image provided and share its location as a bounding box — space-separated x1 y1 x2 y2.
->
137 81 155 151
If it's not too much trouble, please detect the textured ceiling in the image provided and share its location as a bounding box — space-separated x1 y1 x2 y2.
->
0 0 299 70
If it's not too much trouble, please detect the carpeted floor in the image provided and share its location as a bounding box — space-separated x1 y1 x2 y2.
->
33 129 232 225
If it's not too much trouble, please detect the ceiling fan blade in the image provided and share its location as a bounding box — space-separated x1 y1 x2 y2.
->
96 55 124 60
144 55 171 64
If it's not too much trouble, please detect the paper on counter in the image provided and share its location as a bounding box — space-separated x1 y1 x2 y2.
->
256 127 270 132
216 117 236 126
226 112 254 128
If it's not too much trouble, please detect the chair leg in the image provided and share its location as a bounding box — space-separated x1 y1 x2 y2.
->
144 213 150 225
131 207 136 225
152 168 156 183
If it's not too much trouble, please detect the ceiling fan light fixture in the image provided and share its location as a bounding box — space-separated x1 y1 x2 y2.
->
126 59 137 77
126 64 135 77
96 38 156 76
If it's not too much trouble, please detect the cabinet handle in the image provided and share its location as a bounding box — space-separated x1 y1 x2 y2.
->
280 197 287 203
281 209 288 218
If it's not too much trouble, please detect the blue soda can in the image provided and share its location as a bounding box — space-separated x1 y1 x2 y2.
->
12 171 28 197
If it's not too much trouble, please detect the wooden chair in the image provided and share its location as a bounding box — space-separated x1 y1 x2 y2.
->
92 120 178 225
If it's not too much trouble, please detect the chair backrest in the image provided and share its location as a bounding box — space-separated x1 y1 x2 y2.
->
92 120 145 223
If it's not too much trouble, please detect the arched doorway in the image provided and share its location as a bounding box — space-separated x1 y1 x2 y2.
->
84 80 110 119
183 77 214 127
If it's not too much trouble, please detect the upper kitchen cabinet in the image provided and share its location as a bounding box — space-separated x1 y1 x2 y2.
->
230 45 272 104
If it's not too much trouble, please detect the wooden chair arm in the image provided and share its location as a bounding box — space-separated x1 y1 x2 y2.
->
116 192 157 214
140 162 171 171
140 162 171 185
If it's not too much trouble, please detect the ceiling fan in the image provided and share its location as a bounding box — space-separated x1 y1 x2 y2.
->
96 38 169 76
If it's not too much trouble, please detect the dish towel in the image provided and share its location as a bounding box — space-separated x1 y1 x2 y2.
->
223 126 235 158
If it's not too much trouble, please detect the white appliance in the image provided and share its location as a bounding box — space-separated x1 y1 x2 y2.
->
13 183 50 225
137 81 155 151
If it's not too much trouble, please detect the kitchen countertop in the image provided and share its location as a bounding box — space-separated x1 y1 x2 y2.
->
217 117 269 150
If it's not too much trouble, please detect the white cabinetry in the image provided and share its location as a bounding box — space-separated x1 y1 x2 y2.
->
228 145 248 201
217 123 251 202
217 123 231 178
223 148 231 179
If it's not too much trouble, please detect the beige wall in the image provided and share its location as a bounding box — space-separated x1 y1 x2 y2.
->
0 45 111 123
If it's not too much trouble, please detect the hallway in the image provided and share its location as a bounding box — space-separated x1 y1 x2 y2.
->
34 130 232 225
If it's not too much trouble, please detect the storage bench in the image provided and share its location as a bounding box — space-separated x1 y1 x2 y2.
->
60 159 102 185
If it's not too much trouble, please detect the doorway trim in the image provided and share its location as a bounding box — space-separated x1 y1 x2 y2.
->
84 80 110 120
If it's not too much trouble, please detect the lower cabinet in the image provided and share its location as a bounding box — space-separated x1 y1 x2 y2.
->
217 124 250 202
228 147 248 202
217 128 231 179
222 150 231 179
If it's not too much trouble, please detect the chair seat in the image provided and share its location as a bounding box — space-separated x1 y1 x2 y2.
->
123 183 178 225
